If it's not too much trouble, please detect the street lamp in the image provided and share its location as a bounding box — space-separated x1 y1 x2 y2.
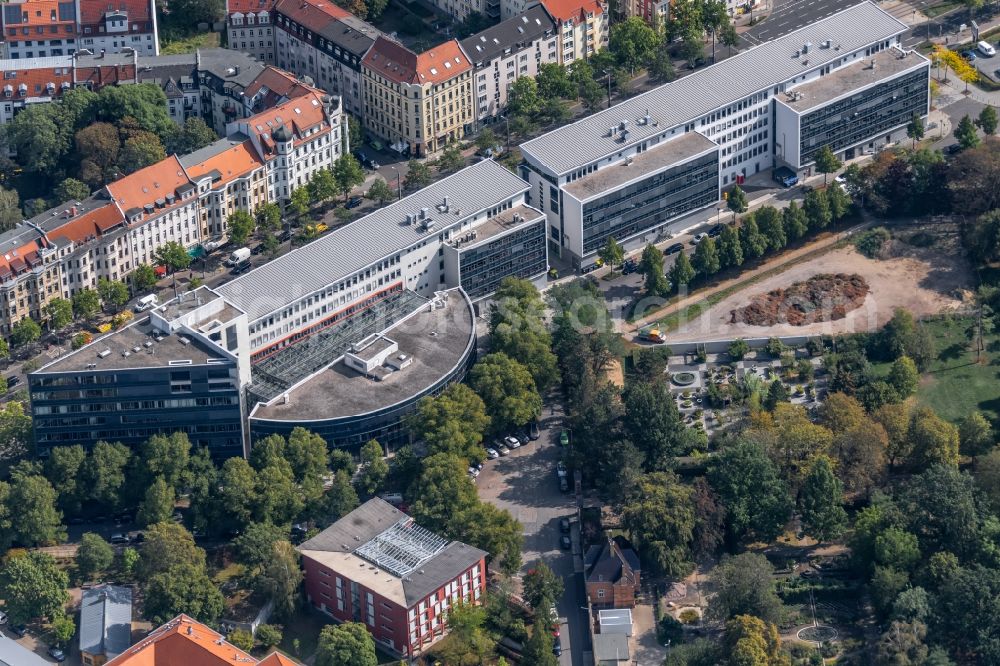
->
499 115 510 150
389 165 402 201
602 70 613 109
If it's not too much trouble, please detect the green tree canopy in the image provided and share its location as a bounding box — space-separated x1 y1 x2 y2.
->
621 471 696 576
707 553 783 624
411 383 490 461
955 114 981 149
814 144 842 183
137 477 176 528
143 562 225 624
77 532 115 580
708 441 792 543
9 474 64 546
609 16 660 72
668 250 696 293
0 552 69 624
727 185 748 215
226 210 255 246
693 236 720 276
316 622 378 666
798 455 847 541
469 353 542 433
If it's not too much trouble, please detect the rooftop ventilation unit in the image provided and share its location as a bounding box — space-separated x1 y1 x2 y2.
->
97 349 111 358
802 41 812 53
607 126 616 137
420 207 429 220
821 39 832 48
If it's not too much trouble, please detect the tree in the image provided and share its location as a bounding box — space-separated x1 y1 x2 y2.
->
137 477 176 528
403 159 432 190
814 144 842 184
523 561 564 610
169 117 217 154
887 355 919 398
226 210 255 246
255 202 282 235
97 278 129 312
782 200 808 240
440 601 494 665
256 540 303 619
827 181 852 221
326 470 360 521
907 113 925 148
436 144 465 173
955 114 980 150
523 624 558 666
624 382 694 466
139 522 206 579
8 104 73 174
9 474 64 546
353 439 387 497
833 422 889 496
45 445 86 516
409 453 478 534
763 379 788 411
80 441 132 512
803 188 832 230
366 177 393 204
738 215 767 260
724 615 786 666
144 562 225 624
49 612 76 647
640 243 669 297
728 338 750 361
717 224 743 269
470 353 542 433
798 456 847 541
899 464 983 559
960 411 994 456
316 622 378 666
649 49 676 82
130 264 158 292
412 384 490 461
254 459 304 526
10 317 41 348
755 206 785 252
668 251 696 293
288 186 311 218
333 154 366 201
877 621 930 666
599 236 624 275
153 241 191 275
119 132 166 173
54 177 91 203
708 553 783 624
622 471 696 576
909 407 959 469
978 105 998 135
507 76 541 118
708 441 792 543
227 629 254 652
256 624 282 648
77 532 115 580
609 16 659 73
0 552 69 624
727 185 748 217
693 236 720 276
475 127 499 153
44 298 73 331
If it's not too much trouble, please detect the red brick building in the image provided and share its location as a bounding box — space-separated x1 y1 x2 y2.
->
298 498 488 659
584 536 641 609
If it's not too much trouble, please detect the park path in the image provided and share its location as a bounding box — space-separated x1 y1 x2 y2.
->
627 219 874 335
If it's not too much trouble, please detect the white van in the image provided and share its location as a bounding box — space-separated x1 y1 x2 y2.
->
979 41 997 57
135 294 159 312
226 247 251 266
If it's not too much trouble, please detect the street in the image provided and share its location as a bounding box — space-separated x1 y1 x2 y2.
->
741 0 862 46
475 400 587 666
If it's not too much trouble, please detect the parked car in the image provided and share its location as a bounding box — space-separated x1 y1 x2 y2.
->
552 641 563 656
514 432 530 445
0 610 7 624
773 165 799 187
621 258 638 274
527 421 540 440
5 376 20 388
559 430 569 447
556 461 567 477
834 174 847 185
708 224 724 238
346 196 364 209
109 533 129 545
251 243 268 255
498 444 511 456
504 435 521 449
486 447 500 459
559 517 571 533
230 259 252 276
691 233 708 245
47 646 66 662
962 50 978 62
560 535 571 550
9 624 27 637
664 242 684 255
468 466 481 478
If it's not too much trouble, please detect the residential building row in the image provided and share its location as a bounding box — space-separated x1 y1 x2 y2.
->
0 0 158 60
519 1 930 269
0 80 342 338
29 158 547 457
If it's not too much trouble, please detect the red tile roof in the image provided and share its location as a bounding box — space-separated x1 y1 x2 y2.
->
105 155 192 216
75 63 137 88
273 0 348 33
0 239 45 275
184 139 264 183
105 615 255 666
0 67 73 99
244 91 329 147
78 0 153 27
363 37 469 86
540 0 603 23
1 0 76 30
46 204 124 245
226 0 276 15
258 653 301 666
244 66 317 105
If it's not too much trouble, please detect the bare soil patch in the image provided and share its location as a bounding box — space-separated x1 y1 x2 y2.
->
666 222 973 341
731 273 870 326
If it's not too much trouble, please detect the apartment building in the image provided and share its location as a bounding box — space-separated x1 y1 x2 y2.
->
0 0 158 59
225 0 276 63
0 223 64 337
31 161 547 453
180 137 268 239
460 4 557 126
427 0 487 23
299 498 488 658
623 0 668 26
539 0 607 65
272 0 382 118
519 1 929 268
362 37 473 157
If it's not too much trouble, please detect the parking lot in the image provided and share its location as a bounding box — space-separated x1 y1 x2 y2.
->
475 405 587 666
965 40 1000 80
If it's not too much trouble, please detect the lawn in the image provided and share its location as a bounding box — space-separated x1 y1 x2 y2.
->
875 314 1000 423
160 30 220 55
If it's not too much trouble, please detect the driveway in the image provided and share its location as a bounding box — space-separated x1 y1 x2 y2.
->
476 403 586 666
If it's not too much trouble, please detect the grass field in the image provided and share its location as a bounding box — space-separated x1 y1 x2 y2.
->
877 315 1000 423
160 31 220 55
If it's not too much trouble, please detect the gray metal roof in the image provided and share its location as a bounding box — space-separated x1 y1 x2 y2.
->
0 635 54 666
460 5 555 66
520 1 906 175
215 159 529 320
80 585 133 658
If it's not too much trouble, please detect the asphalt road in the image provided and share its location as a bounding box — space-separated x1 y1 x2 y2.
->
741 0 863 46
475 401 585 666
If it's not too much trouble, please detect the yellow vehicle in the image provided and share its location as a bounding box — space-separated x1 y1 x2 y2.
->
305 222 329 236
638 326 667 344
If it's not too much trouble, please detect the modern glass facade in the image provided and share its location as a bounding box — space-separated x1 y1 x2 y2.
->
798 67 929 165
29 364 245 458
581 151 720 255
458 218 547 301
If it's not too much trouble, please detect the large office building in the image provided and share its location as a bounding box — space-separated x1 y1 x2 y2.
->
29 159 549 455
298 498 487 659
519 1 929 268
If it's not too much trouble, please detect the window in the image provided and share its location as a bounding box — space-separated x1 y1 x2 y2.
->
597 589 605 598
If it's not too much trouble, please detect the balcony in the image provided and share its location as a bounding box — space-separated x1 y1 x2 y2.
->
485 0 499 19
